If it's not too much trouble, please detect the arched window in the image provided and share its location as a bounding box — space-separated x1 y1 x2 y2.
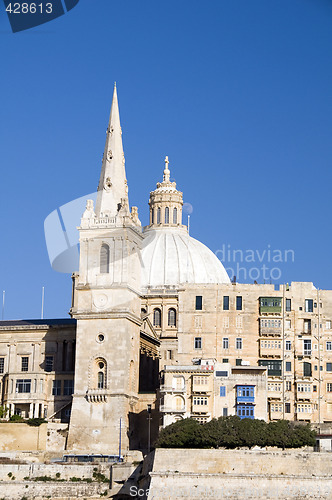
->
165 207 169 224
92 358 107 390
157 207 161 224
98 371 104 389
153 308 161 327
168 308 176 327
173 207 177 224
151 208 154 224
100 244 110 274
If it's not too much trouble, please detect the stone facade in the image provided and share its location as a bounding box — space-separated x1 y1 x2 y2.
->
160 363 267 426
0 319 75 421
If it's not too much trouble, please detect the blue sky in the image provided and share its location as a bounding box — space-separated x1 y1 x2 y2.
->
1 0 332 319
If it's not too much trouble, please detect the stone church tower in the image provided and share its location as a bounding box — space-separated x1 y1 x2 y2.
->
67 85 143 452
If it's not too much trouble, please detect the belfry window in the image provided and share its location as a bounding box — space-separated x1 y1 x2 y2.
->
157 207 161 224
173 207 177 224
100 244 110 274
151 208 155 224
168 308 176 327
165 207 169 224
153 308 161 327
93 358 107 390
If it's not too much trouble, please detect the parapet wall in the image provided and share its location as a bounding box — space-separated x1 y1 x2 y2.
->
146 449 332 499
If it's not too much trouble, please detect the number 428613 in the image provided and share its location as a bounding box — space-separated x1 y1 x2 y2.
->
6 3 53 14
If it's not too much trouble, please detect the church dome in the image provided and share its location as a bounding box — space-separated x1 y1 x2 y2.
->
141 227 230 289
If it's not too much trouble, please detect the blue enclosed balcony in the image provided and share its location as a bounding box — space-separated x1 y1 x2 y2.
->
237 404 254 419
236 385 255 403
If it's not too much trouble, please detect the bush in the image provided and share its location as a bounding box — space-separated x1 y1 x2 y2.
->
155 418 204 448
9 414 24 423
0 406 8 419
27 418 46 427
155 416 317 449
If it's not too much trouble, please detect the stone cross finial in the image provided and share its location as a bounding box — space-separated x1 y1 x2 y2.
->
163 155 170 182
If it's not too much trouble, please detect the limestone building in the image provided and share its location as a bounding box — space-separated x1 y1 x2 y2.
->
1 86 332 454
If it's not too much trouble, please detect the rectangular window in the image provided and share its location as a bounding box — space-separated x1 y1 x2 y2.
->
303 362 312 377
327 383 332 392
63 379 74 396
285 403 291 413
237 386 254 399
326 321 331 330
327 363 332 372
52 380 61 396
21 357 29 372
222 337 229 349
45 356 53 373
303 339 312 356
236 358 242 366
220 386 226 397
326 342 332 351
285 319 291 330
223 408 228 417
286 381 291 391
237 404 254 419
313 385 317 392
305 299 313 313
236 296 242 310
285 361 291 372
193 396 208 405
285 298 291 312
222 358 229 363
194 337 202 349
223 317 229 328
236 338 242 350
285 340 291 351
216 371 228 377
16 379 31 393
0 358 4 374
259 360 282 376
304 319 311 333
223 296 229 310
195 296 202 310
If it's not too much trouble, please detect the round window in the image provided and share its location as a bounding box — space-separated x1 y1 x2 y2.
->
99 362 105 369
98 334 105 342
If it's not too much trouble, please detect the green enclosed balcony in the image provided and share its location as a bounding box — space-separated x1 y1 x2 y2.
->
260 297 282 314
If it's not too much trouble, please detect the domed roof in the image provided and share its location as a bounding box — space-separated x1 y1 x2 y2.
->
141 227 230 289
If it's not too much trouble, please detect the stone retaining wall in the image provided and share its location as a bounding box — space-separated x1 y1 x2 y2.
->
146 449 332 499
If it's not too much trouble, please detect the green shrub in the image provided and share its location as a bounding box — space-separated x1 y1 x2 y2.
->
9 414 24 423
27 418 46 427
155 416 317 449
0 406 8 419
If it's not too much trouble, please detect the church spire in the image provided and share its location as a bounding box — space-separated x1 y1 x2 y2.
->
95 83 129 217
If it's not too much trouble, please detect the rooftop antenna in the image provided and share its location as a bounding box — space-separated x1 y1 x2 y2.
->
2 291 5 320
41 286 45 320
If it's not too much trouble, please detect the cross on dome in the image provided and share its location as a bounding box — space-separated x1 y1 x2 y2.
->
163 155 171 182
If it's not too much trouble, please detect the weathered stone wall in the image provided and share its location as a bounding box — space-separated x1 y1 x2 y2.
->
0 480 107 500
0 463 109 481
146 449 332 499
0 463 110 500
0 423 47 451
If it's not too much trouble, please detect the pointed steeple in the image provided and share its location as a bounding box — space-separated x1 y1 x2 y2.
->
95 84 129 217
